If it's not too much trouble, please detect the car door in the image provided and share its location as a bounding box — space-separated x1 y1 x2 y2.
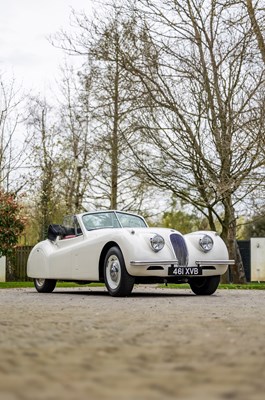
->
49 216 84 279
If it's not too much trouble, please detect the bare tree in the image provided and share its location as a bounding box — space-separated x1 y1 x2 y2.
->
0 73 28 192
52 5 157 213
27 96 61 240
87 9 149 210
119 0 265 282
56 64 93 213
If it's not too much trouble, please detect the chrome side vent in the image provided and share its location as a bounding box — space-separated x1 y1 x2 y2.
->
170 233 188 267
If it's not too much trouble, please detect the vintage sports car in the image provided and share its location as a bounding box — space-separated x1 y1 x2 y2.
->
27 210 234 297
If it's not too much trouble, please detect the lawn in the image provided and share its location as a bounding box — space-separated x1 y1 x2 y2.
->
0 282 104 289
163 283 265 290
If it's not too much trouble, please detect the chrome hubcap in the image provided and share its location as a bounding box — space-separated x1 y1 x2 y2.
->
106 255 121 289
35 279 45 287
110 262 119 282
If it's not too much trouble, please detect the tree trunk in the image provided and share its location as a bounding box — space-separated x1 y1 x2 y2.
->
246 0 265 65
110 39 119 210
221 199 246 284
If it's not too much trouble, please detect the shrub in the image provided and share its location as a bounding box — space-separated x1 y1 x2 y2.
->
0 190 26 257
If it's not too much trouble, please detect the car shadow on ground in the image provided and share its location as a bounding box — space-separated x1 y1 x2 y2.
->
31 288 198 297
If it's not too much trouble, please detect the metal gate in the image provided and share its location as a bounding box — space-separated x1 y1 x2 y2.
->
237 240 250 282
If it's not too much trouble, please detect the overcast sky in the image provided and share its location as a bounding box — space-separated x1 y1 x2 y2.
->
0 0 94 93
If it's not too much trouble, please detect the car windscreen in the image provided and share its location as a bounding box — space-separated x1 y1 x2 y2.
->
82 212 120 231
116 212 147 228
82 212 147 230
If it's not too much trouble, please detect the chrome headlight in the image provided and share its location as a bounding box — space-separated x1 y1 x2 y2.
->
150 234 165 252
199 235 213 252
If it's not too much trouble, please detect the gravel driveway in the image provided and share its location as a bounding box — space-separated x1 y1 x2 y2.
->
0 285 264 400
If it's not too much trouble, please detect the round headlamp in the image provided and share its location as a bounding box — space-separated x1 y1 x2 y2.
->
150 234 165 252
199 235 213 252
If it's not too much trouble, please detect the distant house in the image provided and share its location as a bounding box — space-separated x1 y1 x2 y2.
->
0 256 6 282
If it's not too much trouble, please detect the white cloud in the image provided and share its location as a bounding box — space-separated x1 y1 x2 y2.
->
0 0 94 91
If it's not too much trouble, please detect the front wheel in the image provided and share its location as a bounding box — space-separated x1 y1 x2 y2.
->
104 247 135 297
34 278 57 293
189 275 220 295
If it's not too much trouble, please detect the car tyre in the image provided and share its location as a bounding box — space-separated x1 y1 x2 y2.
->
34 278 57 293
189 275 220 295
104 247 135 297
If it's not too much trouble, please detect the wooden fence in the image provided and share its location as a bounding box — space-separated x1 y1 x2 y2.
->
6 246 33 281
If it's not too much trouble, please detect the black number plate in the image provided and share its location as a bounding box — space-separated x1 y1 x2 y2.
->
168 266 202 276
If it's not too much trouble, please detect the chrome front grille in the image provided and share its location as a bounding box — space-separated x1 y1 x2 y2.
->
170 233 188 266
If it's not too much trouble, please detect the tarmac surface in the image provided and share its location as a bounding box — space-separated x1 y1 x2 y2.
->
0 285 264 400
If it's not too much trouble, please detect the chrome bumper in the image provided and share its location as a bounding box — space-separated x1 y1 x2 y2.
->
130 260 179 266
130 260 235 266
195 260 235 266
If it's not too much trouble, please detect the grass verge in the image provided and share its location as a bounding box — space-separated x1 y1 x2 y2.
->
162 283 265 290
0 282 104 289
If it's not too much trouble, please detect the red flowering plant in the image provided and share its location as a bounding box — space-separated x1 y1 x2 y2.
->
0 190 26 257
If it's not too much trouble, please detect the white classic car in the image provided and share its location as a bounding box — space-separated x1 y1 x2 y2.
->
27 210 234 296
